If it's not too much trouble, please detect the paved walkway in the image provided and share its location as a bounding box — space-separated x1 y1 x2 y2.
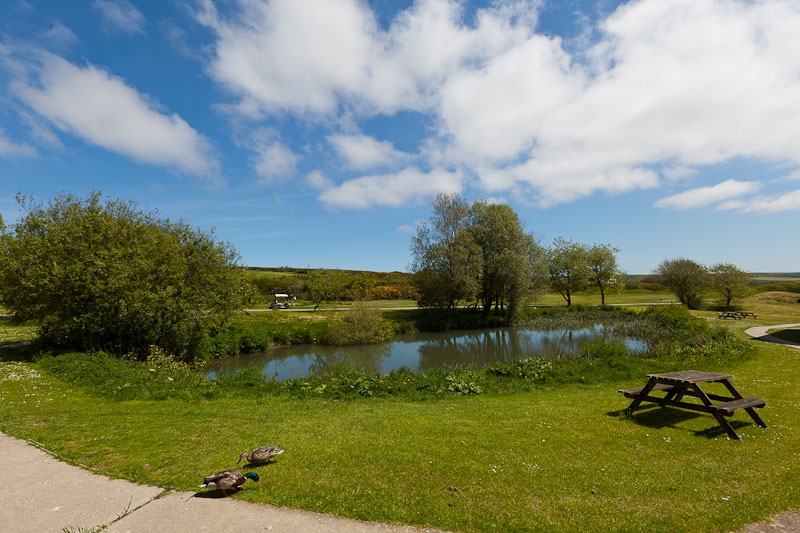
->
0 432 438 533
744 323 800 350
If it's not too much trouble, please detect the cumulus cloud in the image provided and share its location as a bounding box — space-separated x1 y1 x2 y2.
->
253 141 299 182
199 0 800 209
327 133 409 171
318 167 463 209
11 51 217 176
92 0 146 34
654 179 762 210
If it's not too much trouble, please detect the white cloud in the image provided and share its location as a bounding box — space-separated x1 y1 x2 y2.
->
318 167 463 209
396 224 415 234
92 0 146 34
654 179 762 210
253 142 299 182
12 51 218 176
305 170 332 190
740 189 800 213
42 19 78 48
199 0 800 209
781 169 800 182
0 129 36 158
327 133 409 171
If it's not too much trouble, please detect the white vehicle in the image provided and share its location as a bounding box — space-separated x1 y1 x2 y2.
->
270 293 291 309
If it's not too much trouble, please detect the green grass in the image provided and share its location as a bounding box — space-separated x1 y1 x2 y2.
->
0 304 798 531
0 317 38 346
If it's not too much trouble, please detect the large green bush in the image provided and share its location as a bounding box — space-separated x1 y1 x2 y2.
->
0 192 250 360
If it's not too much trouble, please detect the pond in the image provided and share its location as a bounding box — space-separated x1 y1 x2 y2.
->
205 324 648 382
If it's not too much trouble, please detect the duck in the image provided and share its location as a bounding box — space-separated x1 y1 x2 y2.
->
237 446 284 466
199 469 259 496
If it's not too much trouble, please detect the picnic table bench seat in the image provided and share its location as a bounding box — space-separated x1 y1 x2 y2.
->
713 397 766 416
618 383 675 398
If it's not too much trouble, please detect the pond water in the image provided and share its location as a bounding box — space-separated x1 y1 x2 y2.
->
205 324 648 382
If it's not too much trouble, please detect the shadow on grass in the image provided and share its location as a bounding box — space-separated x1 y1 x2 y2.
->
607 406 751 440
0 342 39 363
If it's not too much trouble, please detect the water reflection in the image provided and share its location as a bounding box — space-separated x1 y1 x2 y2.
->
205 324 647 382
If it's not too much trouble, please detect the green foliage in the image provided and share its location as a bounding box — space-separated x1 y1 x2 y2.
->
485 357 553 379
655 257 709 309
470 200 548 318
207 319 325 358
0 192 249 360
306 269 348 310
320 302 395 345
586 243 623 305
710 262 750 309
547 237 590 306
411 193 482 310
37 351 215 400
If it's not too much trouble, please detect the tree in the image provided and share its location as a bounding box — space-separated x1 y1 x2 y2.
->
547 237 589 306
470 201 548 318
0 192 250 360
586 243 623 305
655 258 709 309
710 263 750 309
306 269 347 311
411 194 482 310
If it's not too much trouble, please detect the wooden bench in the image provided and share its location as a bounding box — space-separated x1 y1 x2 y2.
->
718 312 743 320
738 312 758 319
713 397 766 416
618 383 675 399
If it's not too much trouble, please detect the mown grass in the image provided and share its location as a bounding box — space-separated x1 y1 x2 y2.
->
0 335 797 532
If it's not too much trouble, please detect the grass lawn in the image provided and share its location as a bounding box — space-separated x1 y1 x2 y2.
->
1 298 799 531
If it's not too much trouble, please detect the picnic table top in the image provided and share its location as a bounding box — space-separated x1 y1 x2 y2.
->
646 370 733 383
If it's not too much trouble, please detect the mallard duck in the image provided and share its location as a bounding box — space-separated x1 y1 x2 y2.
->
238 445 284 465
199 469 259 496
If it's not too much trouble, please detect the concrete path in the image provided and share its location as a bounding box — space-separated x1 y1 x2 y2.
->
0 433 438 533
744 323 800 350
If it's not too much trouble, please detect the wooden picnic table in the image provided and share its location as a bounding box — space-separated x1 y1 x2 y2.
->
619 371 767 440
718 311 758 319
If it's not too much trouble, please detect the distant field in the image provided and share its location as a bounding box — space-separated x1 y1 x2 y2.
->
751 275 800 282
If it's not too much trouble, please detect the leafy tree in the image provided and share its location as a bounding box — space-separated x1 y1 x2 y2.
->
710 263 751 309
411 194 482 310
470 201 547 318
0 192 249 360
655 258 709 309
547 237 589 306
586 243 623 305
306 269 347 311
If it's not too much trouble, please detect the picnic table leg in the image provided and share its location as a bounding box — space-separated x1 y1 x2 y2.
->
692 384 742 440
720 380 768 428
712 412 742 440
625 378 658 415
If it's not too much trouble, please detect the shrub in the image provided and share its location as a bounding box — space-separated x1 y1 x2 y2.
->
321 303 394 345
0 192 249 361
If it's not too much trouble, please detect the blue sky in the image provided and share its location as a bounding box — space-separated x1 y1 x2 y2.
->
1 0 799 274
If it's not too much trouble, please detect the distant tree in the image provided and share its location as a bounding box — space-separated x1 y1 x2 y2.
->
710 263 751 309
411 193 482 310
306 269 347 311
655 258 709 309
0 192 249 360
547 237 589 306
586 243 623 305
470 201 548 318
